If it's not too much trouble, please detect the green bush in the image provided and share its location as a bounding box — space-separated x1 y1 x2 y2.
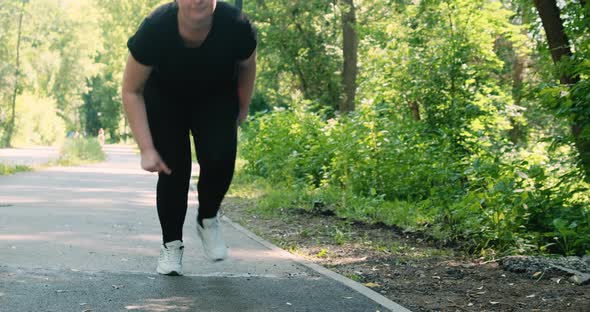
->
11 93 66 147
0 163 32 175
57 137 106 166
240 103 590 256
241 107 330 187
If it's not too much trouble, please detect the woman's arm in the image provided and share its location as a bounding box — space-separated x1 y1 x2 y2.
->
121 54 171 174
237 49 257 124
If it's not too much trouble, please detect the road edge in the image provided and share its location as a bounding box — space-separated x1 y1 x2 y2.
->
221 215 412 312
189 175 411 312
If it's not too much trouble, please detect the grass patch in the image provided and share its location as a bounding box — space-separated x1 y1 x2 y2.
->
56 138 106 166
228 164 462 258
230 166 426 229
0 163 32 175
344 273 362 282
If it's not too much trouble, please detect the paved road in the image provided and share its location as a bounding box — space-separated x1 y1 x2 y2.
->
0 145 409 312
0 145 58 166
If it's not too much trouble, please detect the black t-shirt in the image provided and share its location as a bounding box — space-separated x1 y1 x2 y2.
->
127 1 257 101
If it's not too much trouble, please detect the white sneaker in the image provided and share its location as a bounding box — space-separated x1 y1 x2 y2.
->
156 240 184 276
197 216 228 261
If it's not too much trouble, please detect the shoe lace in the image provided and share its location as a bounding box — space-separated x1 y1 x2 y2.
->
161 244 183 263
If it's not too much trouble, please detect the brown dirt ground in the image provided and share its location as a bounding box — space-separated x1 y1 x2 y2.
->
222 196 590 312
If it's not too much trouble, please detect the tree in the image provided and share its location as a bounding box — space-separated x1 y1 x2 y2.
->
86 0 165 141
2 0 26 147
340 0 358 113
534 0 590 178
250 0 342 112
20 0 102 133
0 1 19 144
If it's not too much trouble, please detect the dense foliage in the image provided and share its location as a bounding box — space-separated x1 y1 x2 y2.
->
0 0 587 255
0 0 165 146
240 0 590 256
57 137 105 166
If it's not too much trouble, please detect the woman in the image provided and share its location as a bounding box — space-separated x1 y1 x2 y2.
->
121 0 257 276
97 128 105 145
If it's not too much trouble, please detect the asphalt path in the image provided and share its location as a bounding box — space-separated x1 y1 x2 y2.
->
0 145 409 312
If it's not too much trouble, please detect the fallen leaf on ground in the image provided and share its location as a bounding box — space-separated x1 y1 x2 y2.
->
364 282 380 288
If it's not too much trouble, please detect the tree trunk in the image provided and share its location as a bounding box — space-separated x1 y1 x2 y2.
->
409 101 421 121
340 0 358 113
4 0 26 147
534 0 590 178
533 0 578 85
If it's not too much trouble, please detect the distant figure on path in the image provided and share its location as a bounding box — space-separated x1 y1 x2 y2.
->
97 128 105 145
121 0 257 276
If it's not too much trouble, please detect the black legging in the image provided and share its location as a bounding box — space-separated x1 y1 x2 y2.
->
146 85 239 243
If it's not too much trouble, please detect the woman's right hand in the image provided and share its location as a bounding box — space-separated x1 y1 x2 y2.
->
140 148 172 175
